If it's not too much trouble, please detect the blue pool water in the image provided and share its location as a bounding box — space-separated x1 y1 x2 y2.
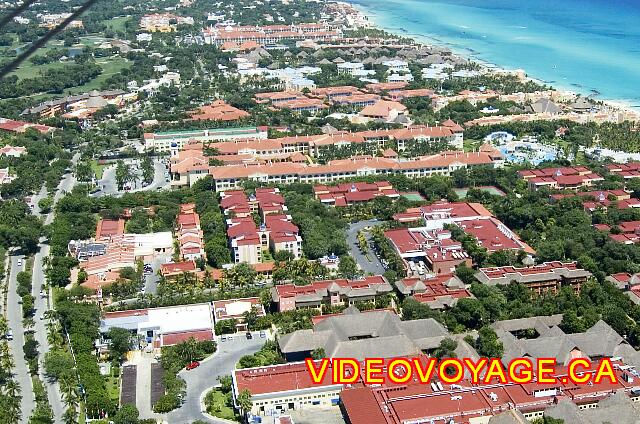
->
349 0 640 108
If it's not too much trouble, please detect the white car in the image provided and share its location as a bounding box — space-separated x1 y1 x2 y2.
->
17 259 22 267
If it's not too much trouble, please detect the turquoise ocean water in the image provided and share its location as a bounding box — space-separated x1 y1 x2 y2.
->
349 0 640 107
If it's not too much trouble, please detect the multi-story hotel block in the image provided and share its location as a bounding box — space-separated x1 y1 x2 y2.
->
202 23 340 46
176 203 205 261
221 188 302 264
209 151 501 191
143 126 268 154
270 275 393 312
475 261 592 295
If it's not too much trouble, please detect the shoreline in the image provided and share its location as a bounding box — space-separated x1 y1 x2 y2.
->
341 0 640 116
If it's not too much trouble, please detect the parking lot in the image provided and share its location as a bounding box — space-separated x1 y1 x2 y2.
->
91 157 171 197
142 254 170 295
406 259 430 277
346 219 386 275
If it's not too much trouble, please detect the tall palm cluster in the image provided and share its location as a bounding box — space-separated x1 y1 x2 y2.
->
0 317 21 424
44 311 81 424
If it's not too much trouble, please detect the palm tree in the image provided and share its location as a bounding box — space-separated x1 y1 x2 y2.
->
3 379 21 423
59 372 79 414
217 274 229 293
3 378 21 399
0 350 15 373
237 388 253 419
181 337 199 363
202 269 213 288
62 404 77 424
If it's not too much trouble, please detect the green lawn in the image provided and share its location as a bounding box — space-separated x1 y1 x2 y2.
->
401 192 426 202
205 389 238 421
105 372 120 404
463 138 482 152
91 160 106 180
7 40 68 80
78 36 108 48
454 186 506 199
107 17 132 32
64 56 131 94
3 37 130 94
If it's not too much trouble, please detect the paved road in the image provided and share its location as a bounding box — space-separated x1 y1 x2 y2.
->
6 255 34 423
28 152 80 424
143 254 170 295
32 243 64 424
129 352 165 421
346 219 386 275
29 185 48 216
167 335 266 423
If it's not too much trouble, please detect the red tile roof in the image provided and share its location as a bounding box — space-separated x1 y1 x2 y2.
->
234 361 340 396
96 218 125 239
160 261 197 276
160 329 214 346
188 100 250 122
459 217 533 253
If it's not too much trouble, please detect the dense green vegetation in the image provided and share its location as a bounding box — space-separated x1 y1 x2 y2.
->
154 338 217 413
0 129 74 198
54 292 113 419
237 340 284 369
204 376 239 421
2 0 640 422
280 184 349 259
